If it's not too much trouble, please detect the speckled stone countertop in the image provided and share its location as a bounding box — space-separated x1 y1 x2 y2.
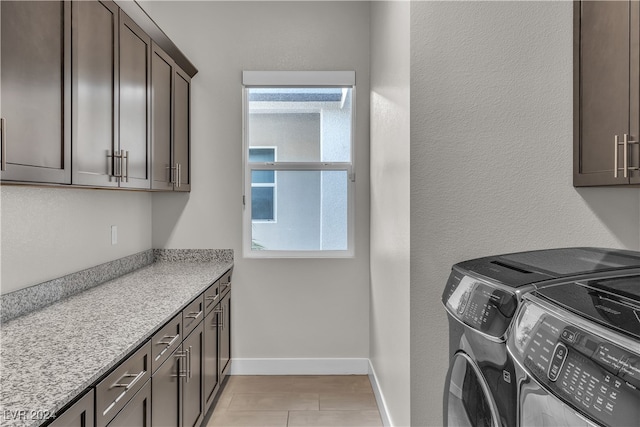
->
0 257 233 427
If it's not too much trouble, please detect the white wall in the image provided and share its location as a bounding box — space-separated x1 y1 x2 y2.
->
369 2 410 426
1 186 152 293
141 1 371 367
410 2 640 425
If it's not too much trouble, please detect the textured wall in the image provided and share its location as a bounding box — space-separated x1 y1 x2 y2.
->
1 186 152 294
370 2 411 426
141 1 371 362
410 2 640 425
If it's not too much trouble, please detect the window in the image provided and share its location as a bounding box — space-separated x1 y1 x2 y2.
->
249 147 276 221
242 71 355 257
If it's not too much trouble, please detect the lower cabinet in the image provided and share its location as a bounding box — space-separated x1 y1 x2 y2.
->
203 301 219 410
50 390 95 427
107 381 151 427
151 346 182 427
219 292 231 381
51 270 233 427
182 323 204 427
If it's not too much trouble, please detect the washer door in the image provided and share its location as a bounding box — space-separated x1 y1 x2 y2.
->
445 352 500 427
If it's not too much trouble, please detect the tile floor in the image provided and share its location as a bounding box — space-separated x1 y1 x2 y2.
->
204 375 383 427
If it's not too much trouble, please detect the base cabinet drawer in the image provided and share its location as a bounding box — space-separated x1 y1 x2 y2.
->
96 342 151 427
50 390 94 427
106 381 151 427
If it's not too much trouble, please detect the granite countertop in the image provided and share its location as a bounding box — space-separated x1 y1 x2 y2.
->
0 258 233 427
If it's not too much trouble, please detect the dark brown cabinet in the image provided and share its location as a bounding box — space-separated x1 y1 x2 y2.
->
72 1 151 189
151 345 183 427
151 43 191 192
0 1 71 184
118 10 152 189
106 381 151 427
2 0 192 191
219 291 231 381
182 323 204 427
72 0 119 188
574 1 640 186
50 390 95 427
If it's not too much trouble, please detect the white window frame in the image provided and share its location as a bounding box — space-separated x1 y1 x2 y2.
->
242 71 356 258
249 146 277 223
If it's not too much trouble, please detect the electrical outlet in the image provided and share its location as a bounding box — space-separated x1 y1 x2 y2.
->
111 225 118 245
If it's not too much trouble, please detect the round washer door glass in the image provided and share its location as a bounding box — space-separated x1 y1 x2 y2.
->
445 353 499 427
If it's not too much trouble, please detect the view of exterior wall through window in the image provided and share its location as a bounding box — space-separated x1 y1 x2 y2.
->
242 71 355 257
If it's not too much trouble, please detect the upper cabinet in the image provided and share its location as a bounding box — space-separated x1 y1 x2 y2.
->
0 1 71 184
1 0 195 191
72 1 151 189
151 44 191 192
574 1 640 186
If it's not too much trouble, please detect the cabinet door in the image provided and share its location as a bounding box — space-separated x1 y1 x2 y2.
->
182 323 204 427
173 67 191 192
118 10 151 189
72 0 119 187
0 1 71 184
107 381 151 427
204 308 219 409
219 293 231 379
574 1 632 186
50 390 94 427
151 44 174 190
151 346 182 427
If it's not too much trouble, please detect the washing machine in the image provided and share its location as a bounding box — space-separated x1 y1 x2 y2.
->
442 247 640 427
507 273 640 426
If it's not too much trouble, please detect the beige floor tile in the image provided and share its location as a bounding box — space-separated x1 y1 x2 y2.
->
320 393 379 411
228 392 319 411
226 375 296 393
206 410 289 427
288 376 373 394
287 410 383 427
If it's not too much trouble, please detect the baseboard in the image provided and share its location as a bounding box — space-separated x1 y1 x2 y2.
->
229 358 369 375
368 361 392 427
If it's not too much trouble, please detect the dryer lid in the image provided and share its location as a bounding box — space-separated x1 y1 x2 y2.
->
535 274 640 340
455 248 640 288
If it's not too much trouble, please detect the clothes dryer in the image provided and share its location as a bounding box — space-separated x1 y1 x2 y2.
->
507 274 640 426
442 248 640 427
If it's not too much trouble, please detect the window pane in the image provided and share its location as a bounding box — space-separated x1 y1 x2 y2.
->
247 88 352 163
252 170 275 184
249 148 275 162
251 186 274 221
251 171 348 251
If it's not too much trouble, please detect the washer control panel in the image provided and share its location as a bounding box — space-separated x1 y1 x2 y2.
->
509 299 640 426
442 272 517 338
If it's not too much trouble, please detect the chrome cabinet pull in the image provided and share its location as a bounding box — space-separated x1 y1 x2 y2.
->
103 369 146 416
177 163 181 188
206 294 219 302
185 346 192 383
614 134 639 178
1 117 6 171
123 150 129 182
174 351 188 378
185 310 202 321
154 334 181 361
165 164 175 184
615 134 620 178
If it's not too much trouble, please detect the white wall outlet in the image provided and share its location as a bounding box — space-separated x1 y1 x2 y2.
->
111 225 118 245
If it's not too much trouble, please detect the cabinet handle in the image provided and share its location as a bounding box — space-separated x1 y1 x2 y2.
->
1 117 6 171
165 164 175 184
123 150 129 182
213 307 223 329
206 294 219 302
174 351 188 378
622 134 639 178
186 346 192 382
185 310 202 321
154 334 181 361
103 369 146 416
177 163 182 188
615 135 620 178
